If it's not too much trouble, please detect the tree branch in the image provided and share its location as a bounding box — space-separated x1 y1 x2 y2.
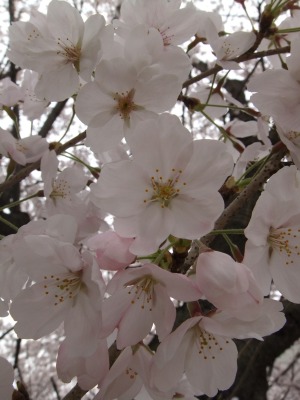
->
0 131 86 194
182 46 290 88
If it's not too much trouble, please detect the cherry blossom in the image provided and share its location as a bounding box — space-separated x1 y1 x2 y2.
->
244 166 300 302
151 300 285 397
0 77 24 108
9 0 106 101
123 25 192 83
91 114 233 255
205 20 256 69
248 39 300 131
93 345 152 400
21 70 49 120
57 337 109 390
102 263 201 349
276 124 300 169
0 0 297 398
0 128 48 165
10 235 105 358
0 234 28 312
86 231 136 270
151 315 238 397
41 150 87 216
115 0 199 48
196 250 263 320
75 57 181 154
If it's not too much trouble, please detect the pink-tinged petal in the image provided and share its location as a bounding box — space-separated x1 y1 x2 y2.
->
82 14 105 50
152 284 176 340
131 203 174 255
264 166 300 200
57 338 109 390
154 317 201 366
243 242 272 295
181 140 233 193
94 58 137 93
170 195 223 239
91 160 147 217
58 167 87 193
47 0 84 44
41 150 58 197
35 64 80 101
81 339 109 388
144 264 201 301
87 231 135 270
75 82 114 125
102 290 131 337
201 300 285 340
117 293 154 348
186 332 237 397
80 14 105 82
128 114 193 177
86 118 125 154
95 347 143 400
0 357 14 399
134 69 181 111
152 329 193 392
161 5 199 45
13 236 72 280
10 282 68 339
270 250 300 303
64 291 102 357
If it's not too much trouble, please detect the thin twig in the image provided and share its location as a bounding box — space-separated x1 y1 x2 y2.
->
182 46 290 88
0 131 86 194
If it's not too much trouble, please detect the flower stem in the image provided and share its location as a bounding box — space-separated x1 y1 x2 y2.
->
0 215 18 232
0 192 40 212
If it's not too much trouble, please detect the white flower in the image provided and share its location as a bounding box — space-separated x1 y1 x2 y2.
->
93 345 152 400
41 150 87 216
57 337 109 390
244 166 300 303
276 124 300 169
116 0 199 48
21 70 49 120
196 250 263 320
206 20 256 69
9 0 106 101
248 39 300 131
151 300 285 397
151 316 238 397
11 235 104 357
0 128 48 165
0 77 24 108
91 114 233 255
75 57 181 154
102 263 201 349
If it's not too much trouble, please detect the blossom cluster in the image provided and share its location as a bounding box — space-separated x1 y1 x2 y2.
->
0 0 300 399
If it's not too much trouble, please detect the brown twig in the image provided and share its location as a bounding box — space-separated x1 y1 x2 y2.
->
182 46 290 88
0 131 86 194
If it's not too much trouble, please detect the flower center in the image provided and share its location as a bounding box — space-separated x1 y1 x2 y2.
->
43 272 82 306
285 130 300 144
125 274 156 311
125 367 138 380
268 227 300 266
56 37 81 71
143 168 187 208
113 89 141 124
16 142 28 153
50 178 71 201
193 325 229 361
157 27 174 46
